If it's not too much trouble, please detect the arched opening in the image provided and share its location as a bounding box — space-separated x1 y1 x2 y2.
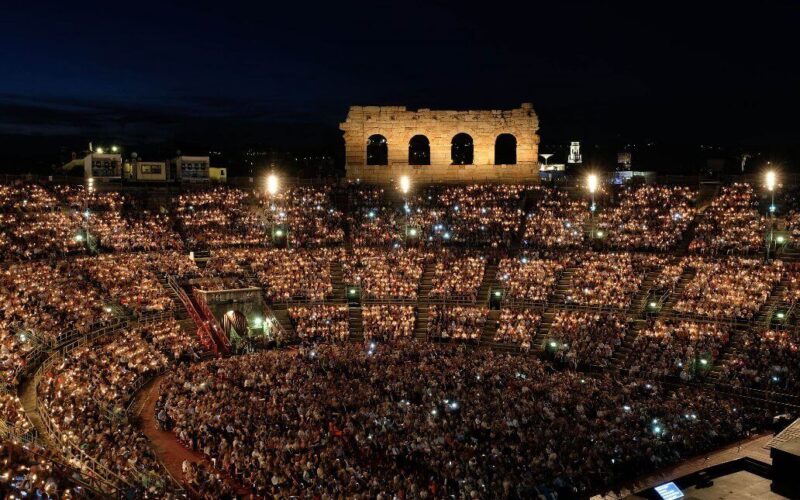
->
408 135 430 165
451 133 474 165
366 134 388 165
495 134 517 165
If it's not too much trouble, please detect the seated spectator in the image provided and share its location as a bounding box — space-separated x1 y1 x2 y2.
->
498 256 567 303
494 309 540 349
524 188 588 248
343 248 430 300
690 183 765 255
428 305 487 340
720 329 800 392
548 311 628 368
429 253 485 301
363 305 415 340
629 319 731 381
674 257 782 320
596 185 696 251
288 305 349 342
566 253 666 309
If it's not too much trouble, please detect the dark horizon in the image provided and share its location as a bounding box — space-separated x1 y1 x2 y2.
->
2 0 799 174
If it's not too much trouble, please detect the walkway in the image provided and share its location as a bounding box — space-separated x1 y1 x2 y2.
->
133 374 251 497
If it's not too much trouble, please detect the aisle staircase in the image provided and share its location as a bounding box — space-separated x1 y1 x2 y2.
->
629 270 662 318
611 318 648 371
660 268 695 317
414 304 430 340
530 308 557 351
476 262 498 306
418 261 436 299
270 306 296 340
330 261 345 300
753 275 789 327
549 267 576 305
158 275 188 320
348 307 364 342
479 309 500 344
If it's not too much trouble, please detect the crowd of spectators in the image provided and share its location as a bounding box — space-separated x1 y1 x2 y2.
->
427 306 488 340
0 260 116 380
524 188 588 248
690 183 765 255
77 253 175 316
0 183 61 212
498 256 567 303
565 253 666 309
90 211 183 253
261 186 344 247
548 311 629 368
628 320 731 381
0 439 84 498
0 392 32 438
494 308 540 349
38 321 187 495
0 180 795 498
343 248 430 300
362 305 415 341
252 249 340 302
674 257 783 320
176 188 265 249
720 329 800 392
155 343 769 498
597 185 695 251
288 306 349 343
347 187 403 246
411 185 524 246
429 253 485 301
0 211 84 261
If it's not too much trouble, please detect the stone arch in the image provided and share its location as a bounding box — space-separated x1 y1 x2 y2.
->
408 135 430 165
451 133 474 165
366 134 388 166
494 133 517 165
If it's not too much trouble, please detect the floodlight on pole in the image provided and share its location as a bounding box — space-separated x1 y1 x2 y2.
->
587 173 599 194
399 175 411 195
266 174 279 196
766 170 776 192
765 169 778 261
586 173 599 237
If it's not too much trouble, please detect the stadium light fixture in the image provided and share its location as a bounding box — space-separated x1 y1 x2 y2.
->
266 173 279 196
586 173 599 194
765 169 778 260
766 170 776 192
111 145 119 153
399 175 411 195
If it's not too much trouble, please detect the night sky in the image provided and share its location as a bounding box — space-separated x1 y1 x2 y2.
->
1 0 798 173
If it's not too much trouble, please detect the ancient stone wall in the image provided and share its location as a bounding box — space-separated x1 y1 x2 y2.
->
340 103 540 184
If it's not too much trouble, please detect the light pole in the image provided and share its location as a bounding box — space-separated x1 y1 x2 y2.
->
265 173 284 247
766 170 777 260
587 173 599 239
399 175 411 241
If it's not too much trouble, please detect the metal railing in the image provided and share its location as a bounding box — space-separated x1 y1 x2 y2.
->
167 274 218 354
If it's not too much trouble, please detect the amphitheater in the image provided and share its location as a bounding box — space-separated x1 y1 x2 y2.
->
0 176 799 499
